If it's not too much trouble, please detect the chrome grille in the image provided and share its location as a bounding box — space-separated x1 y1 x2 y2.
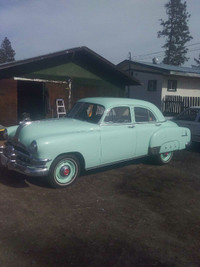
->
13 145 30 156
5 142 31 164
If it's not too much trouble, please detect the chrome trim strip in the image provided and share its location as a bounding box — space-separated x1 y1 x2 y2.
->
14 121 32 142
85 154 146 171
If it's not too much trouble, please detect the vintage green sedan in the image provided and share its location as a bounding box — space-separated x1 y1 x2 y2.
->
0 97 190 188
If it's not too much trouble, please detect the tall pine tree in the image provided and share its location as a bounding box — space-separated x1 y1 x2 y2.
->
158 0 192 66
0 37 15 64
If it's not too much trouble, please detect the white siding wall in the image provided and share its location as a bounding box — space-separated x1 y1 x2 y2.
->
120 61 200 110
162 76 200 99
128 72 163 109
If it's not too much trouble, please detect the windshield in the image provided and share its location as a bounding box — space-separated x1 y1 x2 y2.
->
67 102 105 124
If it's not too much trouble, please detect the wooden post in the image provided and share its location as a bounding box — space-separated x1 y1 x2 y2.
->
67 79 72 110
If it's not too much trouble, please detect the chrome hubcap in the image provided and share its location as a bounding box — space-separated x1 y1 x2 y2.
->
60 166 70 177
161 152 172 162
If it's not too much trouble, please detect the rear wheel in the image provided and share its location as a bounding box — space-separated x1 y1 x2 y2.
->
48 154 80 188
155 151 174 165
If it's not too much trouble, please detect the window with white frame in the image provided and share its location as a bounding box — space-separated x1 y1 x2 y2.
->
167 80 177 92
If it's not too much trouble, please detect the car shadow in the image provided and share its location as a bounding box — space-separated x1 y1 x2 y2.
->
22 158 148 189
0 166 29 188
187 142 200 153
1 151 189 189
26 176 53 189
0 164 52 189
82 157 150 177
0 156 155 189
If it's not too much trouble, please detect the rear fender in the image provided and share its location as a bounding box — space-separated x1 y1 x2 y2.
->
149 126 191 155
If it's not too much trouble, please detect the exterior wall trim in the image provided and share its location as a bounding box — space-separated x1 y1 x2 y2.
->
14 77 68 84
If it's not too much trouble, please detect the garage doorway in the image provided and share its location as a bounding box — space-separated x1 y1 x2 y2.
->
17 80 46 121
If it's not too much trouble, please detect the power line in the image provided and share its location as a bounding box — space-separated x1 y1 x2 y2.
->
188 47 200 52
132 50 164 59
186 42 200 47
132 42 200 60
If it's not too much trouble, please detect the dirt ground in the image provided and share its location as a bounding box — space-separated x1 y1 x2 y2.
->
0 145 200 267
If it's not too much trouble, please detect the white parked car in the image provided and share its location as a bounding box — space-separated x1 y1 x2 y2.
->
173 106 200 142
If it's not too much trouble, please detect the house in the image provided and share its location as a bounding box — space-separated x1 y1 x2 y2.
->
117 59 200 112
0 46 140 126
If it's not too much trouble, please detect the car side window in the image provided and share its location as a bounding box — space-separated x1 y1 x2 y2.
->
67 102 105 124
104 107 131 123
134 107 156 123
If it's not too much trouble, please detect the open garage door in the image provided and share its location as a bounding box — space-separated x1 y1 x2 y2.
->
17 80 46 121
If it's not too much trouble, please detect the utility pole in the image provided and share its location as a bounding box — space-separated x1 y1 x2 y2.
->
127 52 132 98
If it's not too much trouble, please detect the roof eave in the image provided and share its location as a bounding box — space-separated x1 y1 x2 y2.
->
0 47 140 86
118 60 200 78
169 71 200 78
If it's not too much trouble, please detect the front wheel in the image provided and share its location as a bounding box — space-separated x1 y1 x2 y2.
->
48 154 80 188
154 151 174 165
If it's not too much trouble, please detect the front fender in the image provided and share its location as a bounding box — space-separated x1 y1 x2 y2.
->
149 126 191 155
34 130 101 169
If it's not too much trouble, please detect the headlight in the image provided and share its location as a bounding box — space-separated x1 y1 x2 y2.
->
29 140 38 153
3 129 8 140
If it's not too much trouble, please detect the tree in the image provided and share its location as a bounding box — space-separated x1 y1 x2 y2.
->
0 37 15 64
158 0 192 66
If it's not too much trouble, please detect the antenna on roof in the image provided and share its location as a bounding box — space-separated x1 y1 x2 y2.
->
152 57 159 64
128 52 132 61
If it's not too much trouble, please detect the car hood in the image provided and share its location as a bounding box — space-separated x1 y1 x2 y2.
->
9 118 98 147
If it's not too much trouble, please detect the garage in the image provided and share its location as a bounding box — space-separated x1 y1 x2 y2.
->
0 47 140 126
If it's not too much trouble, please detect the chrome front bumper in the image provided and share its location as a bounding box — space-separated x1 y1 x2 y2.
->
0 143 50 177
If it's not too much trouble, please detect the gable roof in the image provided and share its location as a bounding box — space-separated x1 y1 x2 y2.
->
118 60 200 78
0 46 140 85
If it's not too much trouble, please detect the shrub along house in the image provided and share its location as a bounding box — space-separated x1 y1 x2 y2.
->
0 46 140 126
118 59 200 114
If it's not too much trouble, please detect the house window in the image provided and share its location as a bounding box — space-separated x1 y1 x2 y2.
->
148 80 157 91
167 80 177 92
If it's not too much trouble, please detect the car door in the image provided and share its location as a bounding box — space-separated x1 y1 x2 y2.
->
133 106 160 157
100 106 136 165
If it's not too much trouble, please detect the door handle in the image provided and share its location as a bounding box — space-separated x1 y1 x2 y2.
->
128 125 135 128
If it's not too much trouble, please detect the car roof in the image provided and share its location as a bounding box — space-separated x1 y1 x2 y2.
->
78 97 165 121
79 97 153 108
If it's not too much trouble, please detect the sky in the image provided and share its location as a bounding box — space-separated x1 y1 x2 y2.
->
0 0 200 67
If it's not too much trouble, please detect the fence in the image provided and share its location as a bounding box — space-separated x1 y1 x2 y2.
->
162 95 200 115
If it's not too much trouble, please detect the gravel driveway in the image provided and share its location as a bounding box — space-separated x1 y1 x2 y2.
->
0 145 200 266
